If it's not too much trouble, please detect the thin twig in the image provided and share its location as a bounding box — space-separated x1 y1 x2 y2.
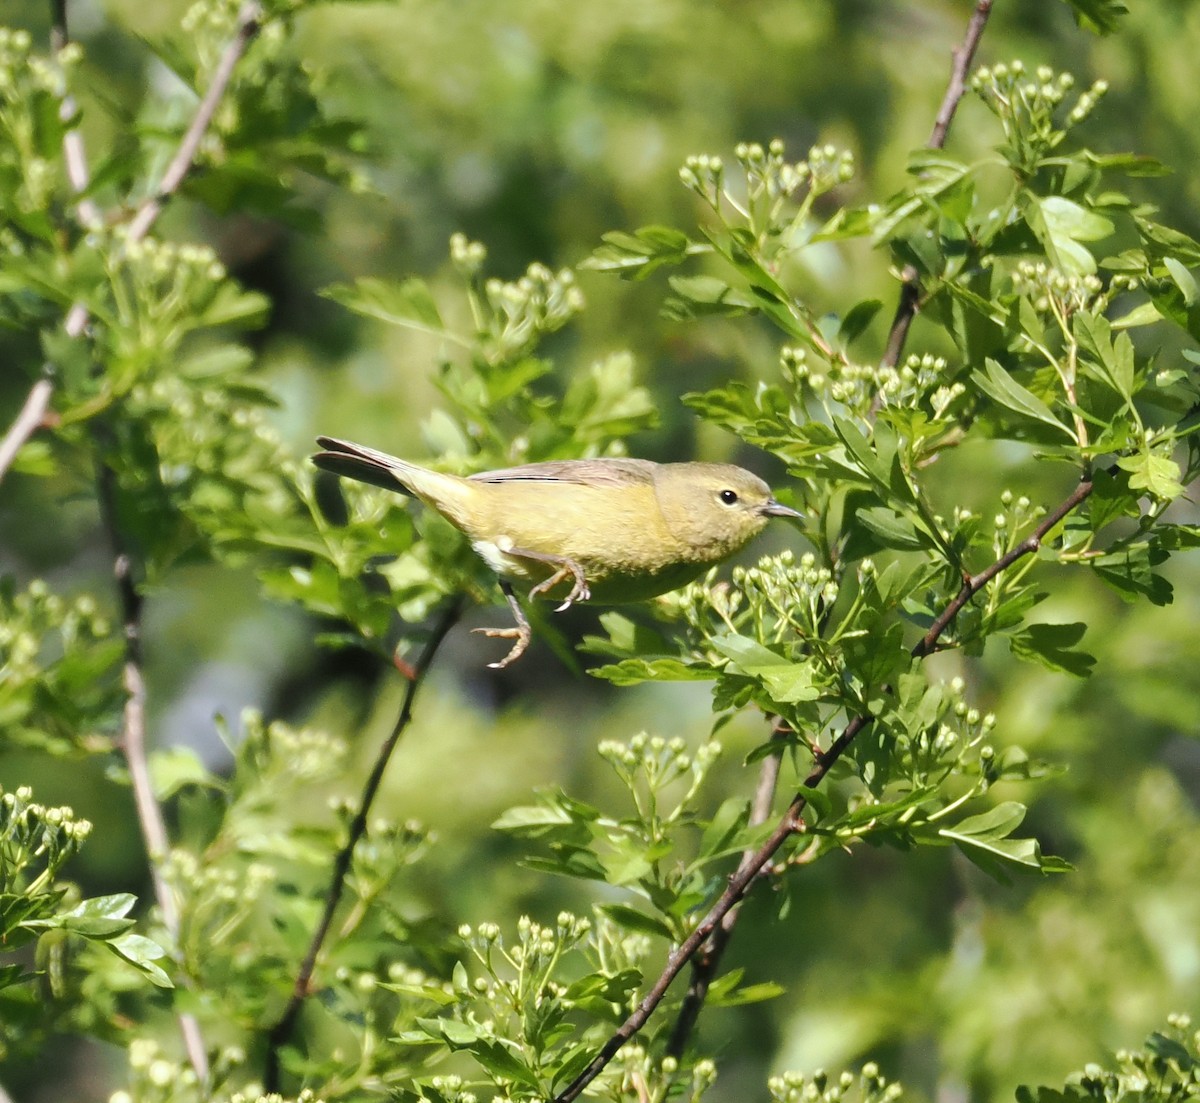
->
879 0 995 373
263 601 464 1093
0 1 99 492
125 1 264 244
50 0 101 228
665 727 785 1058
94 461 211 1083
553 470 1092 1103
0 380 54 483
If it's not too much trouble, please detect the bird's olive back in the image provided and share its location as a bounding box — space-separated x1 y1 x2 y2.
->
652 463 773 562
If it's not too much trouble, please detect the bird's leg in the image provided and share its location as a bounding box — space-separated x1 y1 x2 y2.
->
472 580 533 669
505 546 591 611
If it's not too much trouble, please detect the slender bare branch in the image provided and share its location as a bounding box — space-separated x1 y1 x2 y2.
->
263 601 464 1093
126 1 264 244
0 0 102 492
0 380 54 483
553 467 1093 1103
928 0 995 150
93 461 211 1083
880 0 995 373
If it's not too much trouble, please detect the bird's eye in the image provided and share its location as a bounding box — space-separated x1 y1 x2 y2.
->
719 489 739 506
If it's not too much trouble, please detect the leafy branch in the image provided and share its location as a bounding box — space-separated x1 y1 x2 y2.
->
555 469 1093 1102
662 0 997 1062
263 599 463 1093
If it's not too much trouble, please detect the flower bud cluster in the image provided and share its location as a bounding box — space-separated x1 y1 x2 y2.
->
0 28 80 215
1 578 113 683
0 26 78 97
427 1075 476 1103
682 141 852 230
483 262 584 362
1073 1015 1200 1102
450 232 488 277
888 675 998 785
116 231 227 286
769 1064 903 1103
784 347 962 427
127 371 289 492
679 153 725 208
972 61 1108 149
1010 260 1104 320
237 710 348 785
616 1044 719 1102
1 785 93 886
598 732 720 796
590 914 654 977
460 912 591 965
992 488 1043 555
165 848 276 949
731 549 837 641
181 0 259 76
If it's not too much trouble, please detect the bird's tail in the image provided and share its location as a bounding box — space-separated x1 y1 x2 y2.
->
312 436 422 494
312 437 478 528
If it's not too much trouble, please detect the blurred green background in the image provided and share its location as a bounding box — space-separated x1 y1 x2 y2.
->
2 0 1200 1100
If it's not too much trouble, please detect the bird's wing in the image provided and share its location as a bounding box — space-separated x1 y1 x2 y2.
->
469 457 657 488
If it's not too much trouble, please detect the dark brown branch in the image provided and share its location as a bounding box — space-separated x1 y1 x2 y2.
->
554 469 1092 1103
125 1 263 243
880 0 994 372
666 728 785 1058
263 601 464 1092
913 474 1093 658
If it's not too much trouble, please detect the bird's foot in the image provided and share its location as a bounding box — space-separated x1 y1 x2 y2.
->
528 559 591 612
473 622 532 669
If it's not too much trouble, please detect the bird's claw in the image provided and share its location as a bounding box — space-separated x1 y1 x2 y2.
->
473 623 531 669
530 559 590 612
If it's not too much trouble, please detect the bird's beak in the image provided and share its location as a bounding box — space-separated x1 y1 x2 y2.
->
761 498 803 520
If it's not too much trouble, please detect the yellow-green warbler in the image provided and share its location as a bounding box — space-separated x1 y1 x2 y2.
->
313 436 801 667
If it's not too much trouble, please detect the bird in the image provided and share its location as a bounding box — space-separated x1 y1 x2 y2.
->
312 436 801 668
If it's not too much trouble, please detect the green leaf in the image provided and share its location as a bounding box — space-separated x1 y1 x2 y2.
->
589 657 715 686
697 797 750 860
838 299 883 346
323 277 450 340
1059 0 1128 34
663 275 757 318
107 932 173 988
465 1039 542 1089
597 904 674 940
1091 542 1173 606
1009 622 1096 677
939 802 1073 881
855 507 928 551
1116 451 1186 502
150 747 220 799
706 980 786 1008
832 416 889 486
1026 196 1114 275
1164 257 1198 306
972 359 1072 438
583 226 697 280
710 635 820 703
